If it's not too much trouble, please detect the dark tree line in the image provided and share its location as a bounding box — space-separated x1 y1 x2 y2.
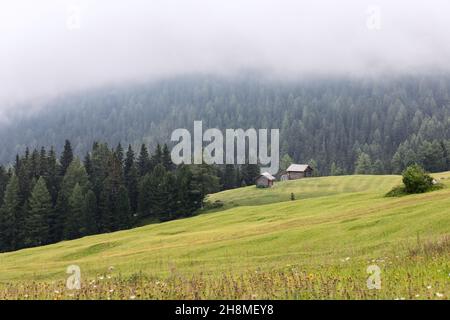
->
0 140 261 252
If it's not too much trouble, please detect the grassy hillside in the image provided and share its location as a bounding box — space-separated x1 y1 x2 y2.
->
0 173 449 299
207 174 401 208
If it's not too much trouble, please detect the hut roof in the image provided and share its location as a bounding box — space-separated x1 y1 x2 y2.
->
286 164 312 172
258 172 276 181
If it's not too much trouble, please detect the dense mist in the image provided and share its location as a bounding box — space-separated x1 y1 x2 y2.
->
1 0 450 117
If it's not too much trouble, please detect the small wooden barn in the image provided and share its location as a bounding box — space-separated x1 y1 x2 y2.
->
285 164 313 180
256 172 276 187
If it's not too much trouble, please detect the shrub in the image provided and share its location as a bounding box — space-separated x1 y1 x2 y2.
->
402 164 433 194
385 185 407 197
203 200 224 210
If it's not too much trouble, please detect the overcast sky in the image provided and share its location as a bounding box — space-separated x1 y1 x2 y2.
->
1 0 450 113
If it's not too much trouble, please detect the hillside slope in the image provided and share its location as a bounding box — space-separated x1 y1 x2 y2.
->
0 173 448 286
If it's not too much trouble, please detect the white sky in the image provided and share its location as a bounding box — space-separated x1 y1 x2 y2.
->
1 0 450 112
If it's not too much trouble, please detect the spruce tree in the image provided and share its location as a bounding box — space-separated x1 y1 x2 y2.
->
83 189 98 235
124 147 139 213
241 163 260 185
137 144 151 177
60 140 74 176
116 185 131 229
64 183 85 240
25 177 52 247
0 175 20 251
44 147 60 205
161 144 173 171
151 143 163 168
138 164 167 219
30 148 40 178
355 153 373 174
38 146 48 177
115 143 124 166
98 153 124 232
0 166 10 208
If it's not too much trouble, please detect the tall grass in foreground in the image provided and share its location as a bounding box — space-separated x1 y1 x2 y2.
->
0 237 448 300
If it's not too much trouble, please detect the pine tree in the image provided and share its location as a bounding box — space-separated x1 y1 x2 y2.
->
151 143 163 168
60 140 74 176
83 189 98 235
53 158 89 242
330 162 344 176
89 143 111 199
60 158 90 195
44 147 60 205
116 185 131 229
308 159 320 177
280 154 293 171
51 192 68 243
98 153 125 232
0 175 20 251
84 152 93 177
30 148 40 178
0 166 10 208
115 143 124 166
241 163 260 185
372 159 384 175
355 153 373 174
38 146 48 177
137 144 151 177
63 183 85 240
161 144 173 171
17 157 32 206
138 164 167 219
25 177 52 247
124 145 139 212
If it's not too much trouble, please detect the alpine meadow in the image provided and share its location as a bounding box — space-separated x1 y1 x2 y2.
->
0 0 449 306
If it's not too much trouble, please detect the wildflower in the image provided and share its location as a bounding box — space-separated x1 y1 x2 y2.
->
109 289 114 293
345 257 350 261
107 275 111 279
130 295 136 300
98 276 104 280
54 290 60 294
427 285 432 289
436 292 444 298
415 294 420 298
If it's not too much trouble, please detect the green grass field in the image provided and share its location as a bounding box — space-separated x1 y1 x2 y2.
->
0 173 449 299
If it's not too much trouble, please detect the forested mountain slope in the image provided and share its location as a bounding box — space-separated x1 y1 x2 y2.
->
2 74 450 175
